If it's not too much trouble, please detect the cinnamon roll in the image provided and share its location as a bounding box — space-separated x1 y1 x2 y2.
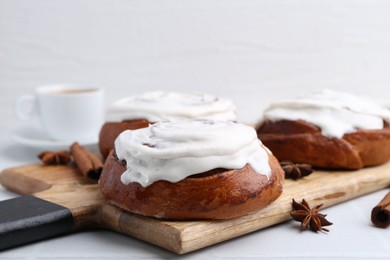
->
256 89 390 169
99 91 236 158
99 120 284 220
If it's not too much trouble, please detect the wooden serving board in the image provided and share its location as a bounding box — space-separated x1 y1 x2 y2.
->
1 162 390 254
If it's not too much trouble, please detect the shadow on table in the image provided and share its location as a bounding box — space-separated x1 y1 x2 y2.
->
0 143 41 164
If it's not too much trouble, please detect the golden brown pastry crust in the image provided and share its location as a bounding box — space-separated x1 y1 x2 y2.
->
98 119 149 158
257 119 390 169
99 150 284 220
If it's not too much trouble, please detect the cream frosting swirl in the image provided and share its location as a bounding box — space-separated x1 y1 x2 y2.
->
263 89 390 138
115 120 271 187
106 91 236 122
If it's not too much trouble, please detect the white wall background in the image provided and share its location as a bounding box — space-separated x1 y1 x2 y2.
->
1 0 390 131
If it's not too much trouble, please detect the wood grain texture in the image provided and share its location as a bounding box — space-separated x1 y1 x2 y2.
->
1 162 390 254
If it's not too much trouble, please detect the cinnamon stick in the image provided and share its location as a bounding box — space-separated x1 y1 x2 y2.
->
70 142 103 180
371 191 390 228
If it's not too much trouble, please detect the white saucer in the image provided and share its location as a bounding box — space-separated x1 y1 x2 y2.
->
13 126 98 150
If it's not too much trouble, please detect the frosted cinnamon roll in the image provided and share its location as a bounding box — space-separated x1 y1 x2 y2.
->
257 89 390 169
99 120 284 219
98 91 236 158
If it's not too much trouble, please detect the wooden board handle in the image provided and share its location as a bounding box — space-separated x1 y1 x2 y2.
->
0 195 74 251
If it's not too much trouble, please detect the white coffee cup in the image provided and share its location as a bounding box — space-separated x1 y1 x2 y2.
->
15 84 104 142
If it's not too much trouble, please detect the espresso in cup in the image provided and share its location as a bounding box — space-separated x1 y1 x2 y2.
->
45 89 98 95
16 84 104 142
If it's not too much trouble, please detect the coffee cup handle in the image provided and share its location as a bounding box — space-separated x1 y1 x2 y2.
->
15 95 36 120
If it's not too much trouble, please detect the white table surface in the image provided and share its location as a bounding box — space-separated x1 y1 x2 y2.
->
1 128 390 259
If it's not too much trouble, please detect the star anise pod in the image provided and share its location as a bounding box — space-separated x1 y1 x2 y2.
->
290 199 333 232
38 150 72 165
280 161 313 180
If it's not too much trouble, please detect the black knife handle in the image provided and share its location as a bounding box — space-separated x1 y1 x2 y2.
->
0 195 74 251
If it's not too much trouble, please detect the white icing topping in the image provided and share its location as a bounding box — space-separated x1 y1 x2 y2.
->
106 91 236 122
115 120 271 187
264 89 390 138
